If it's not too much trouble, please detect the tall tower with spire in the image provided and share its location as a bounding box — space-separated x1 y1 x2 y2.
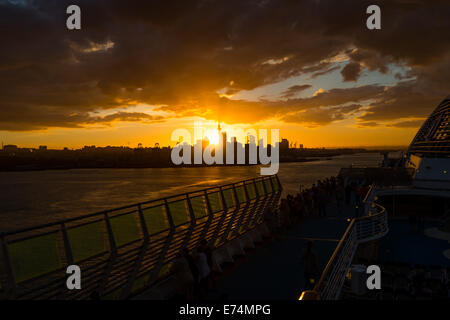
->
218 121 226 164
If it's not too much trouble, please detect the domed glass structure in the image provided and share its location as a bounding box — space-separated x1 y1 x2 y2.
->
409 96 450 157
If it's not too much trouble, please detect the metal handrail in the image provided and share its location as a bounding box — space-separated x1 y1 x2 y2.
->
0 175 282 300
1 175 278 237
313 220 356 298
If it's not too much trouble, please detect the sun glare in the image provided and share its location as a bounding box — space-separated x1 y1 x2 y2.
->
208 133 220 145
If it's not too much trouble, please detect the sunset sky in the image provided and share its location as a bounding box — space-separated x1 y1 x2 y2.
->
0 0 449 149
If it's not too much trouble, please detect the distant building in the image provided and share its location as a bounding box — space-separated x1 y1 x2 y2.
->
280 139 289 151
38 145 47 150
222 130 227 164
3 145 18 153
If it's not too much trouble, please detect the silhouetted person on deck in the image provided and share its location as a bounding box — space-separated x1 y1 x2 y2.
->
336 184 344 215
199 239 213 271
345 183 352 205
195 249 211 297
173 248 196 300
301 241 318 290
318 188 327 217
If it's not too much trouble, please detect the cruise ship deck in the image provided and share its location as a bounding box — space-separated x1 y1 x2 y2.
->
137 181 449 300
214 218 449 300
213 203 354 300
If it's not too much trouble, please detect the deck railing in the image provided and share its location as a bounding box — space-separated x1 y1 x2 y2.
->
299 185 388 300
0 175 282 300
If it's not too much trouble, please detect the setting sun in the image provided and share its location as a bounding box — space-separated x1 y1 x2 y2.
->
206 132 220 145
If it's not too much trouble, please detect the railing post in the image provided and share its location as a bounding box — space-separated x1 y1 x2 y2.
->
59 222 74 299
197 190 214 245
275 174 283 192
245 179 264 228
262 177 268 194
208 187 229 247
164 199 176 229
230 183 252 238
0 233 17 299
240 180 261 232
256 177 277 229
173 195 196 256
253 178 260 198
269 175 282 208
219 184 241 243
250 177 271 226
120 204 150 299
268 175 277 207
266 176 277 204
98 212 117 295
138 204 150 242
186 193 197 223
61 223 74 265
147 199 175 285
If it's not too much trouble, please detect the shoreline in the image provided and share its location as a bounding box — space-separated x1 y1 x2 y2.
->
0 157 326 172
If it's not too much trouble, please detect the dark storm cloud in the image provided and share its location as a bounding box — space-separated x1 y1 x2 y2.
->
90 112 166 124
358 57 450 123
286 85 384 109
0 106 165 131
281 84 312 98
347 48 391 74
310 65 340 79
0 0 449 130
281 104 361 126
341 62 362 82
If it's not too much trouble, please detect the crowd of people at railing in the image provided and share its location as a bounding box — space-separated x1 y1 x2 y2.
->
170 175 373 300
263 176 371 291
172 239 215 300
263 176 371 234
166 175 450 301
